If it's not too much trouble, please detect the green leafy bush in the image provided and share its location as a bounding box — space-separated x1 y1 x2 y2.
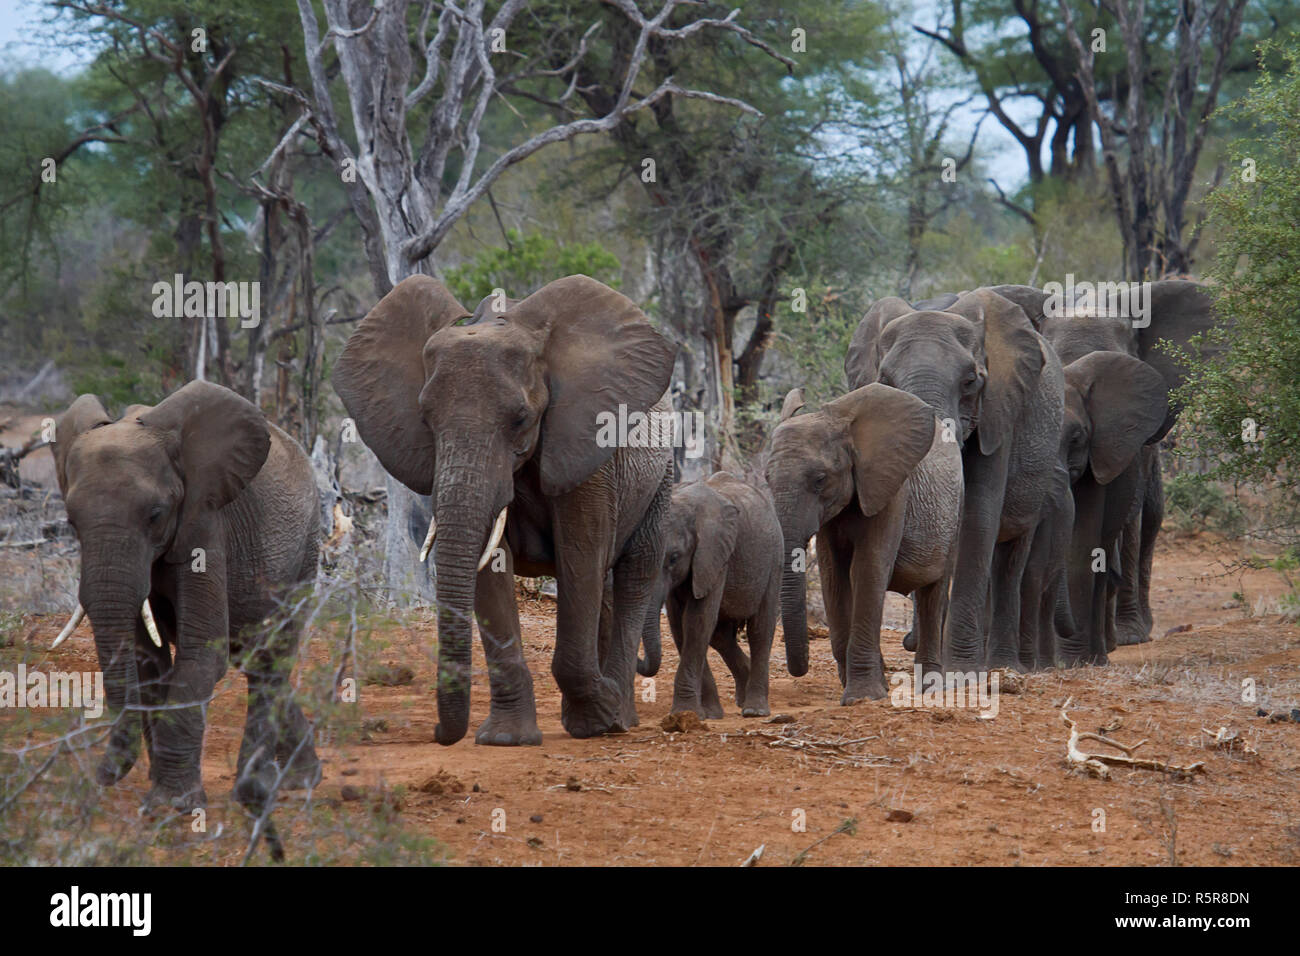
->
444 230 621 305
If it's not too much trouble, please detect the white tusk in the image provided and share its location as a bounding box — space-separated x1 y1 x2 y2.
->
51 603 86 650
141 599 163 648
477 507 508 572
418 513 437 563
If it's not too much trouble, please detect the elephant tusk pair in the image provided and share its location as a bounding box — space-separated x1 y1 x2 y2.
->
50 600 164 650
417 506 508 572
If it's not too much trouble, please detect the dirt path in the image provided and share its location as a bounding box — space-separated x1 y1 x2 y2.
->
13 533 1300 866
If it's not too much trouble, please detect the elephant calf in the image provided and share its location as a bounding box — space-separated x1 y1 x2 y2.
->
53 381 321 848
639 472 782 718
767 384 963 703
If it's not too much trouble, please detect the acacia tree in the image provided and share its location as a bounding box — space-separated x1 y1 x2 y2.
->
289 0 784 600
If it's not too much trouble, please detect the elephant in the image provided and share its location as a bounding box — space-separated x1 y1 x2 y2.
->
1036 278 1222 646
766 383 963 703
333 274 677 745
51 381 321 852
1055 351 1169 663
638 471 782 718
845 288 1064 673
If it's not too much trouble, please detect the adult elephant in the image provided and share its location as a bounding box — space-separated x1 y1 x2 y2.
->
333 274 676 745
1037 278 1221 646
1056 352 1169 663
845 288 1064 673
51 382 321 841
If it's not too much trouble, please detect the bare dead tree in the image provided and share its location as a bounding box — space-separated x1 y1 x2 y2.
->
1059 0 1248 279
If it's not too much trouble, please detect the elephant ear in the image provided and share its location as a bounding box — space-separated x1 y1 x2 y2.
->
332 276 470 495
987 285 1051 331
689 480 742 600
1135 280 1221 431
138 381 271 563
510 275 677 497
828 383 935 517
845 297 912 389
946 289 1045 456
53 394 113 496
1065 352 1169 486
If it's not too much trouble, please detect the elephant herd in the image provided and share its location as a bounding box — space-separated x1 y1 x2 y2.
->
45 273 1220 849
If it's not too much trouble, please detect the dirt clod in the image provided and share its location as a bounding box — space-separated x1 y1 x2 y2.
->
886 809 914 823
418 769 466 795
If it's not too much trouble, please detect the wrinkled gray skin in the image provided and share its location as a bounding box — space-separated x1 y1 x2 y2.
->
639 472 782 718
54 382 321 832
766 384 962 702
1035 279 1221 647
333 275 675 745
1057 352 1168 663
846 289 1064 672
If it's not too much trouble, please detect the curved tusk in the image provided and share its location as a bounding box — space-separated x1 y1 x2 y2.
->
140 599 163 648
477 506 508 572
418 513 437 563
51 603 86 650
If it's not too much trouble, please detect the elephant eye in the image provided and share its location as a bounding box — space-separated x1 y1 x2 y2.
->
510 409 530 431
810 472 827 492
148 505 164 524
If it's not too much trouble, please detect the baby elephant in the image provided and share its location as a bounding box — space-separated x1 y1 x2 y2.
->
640 472 782 718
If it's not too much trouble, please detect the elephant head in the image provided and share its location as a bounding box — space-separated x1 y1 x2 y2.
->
332 274 676 744
1061 351 1170 487
53 381 271 781
638 477 741 677
846 289 1045 456
765 383 936 676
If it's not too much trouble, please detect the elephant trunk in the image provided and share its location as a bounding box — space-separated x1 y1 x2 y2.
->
778 519 811 677
80 554 148 781
637 575 667 677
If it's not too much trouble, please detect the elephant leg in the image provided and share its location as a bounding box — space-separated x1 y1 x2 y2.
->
235 664 281 814
552 536 620 740
842 540 896 704
987 534 1032 671
712 622 752 708
741 598 775 717
671 590 724 717
913 576 947 680
1138 462 1163 636
695 621 733 721
1105 574 1120 653
945 454 1007 672
819 533 853 687
1114 512 1146 645
474 547 541 746
1018 529 1048 671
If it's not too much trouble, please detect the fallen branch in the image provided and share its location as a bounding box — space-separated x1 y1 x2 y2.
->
1061 698 1207 779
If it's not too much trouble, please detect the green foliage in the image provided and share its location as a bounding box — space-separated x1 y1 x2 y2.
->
1164 474 1246 537
443 230 622 304
1175 37 1300 492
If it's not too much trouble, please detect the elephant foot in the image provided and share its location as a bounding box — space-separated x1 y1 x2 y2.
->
986 649 1023 671
741 701 770 718
474 710 543 746
841 677 888 705
142 782 207 816
699 702 725 720
901 629 916 652
560 682 625 739
94 745 140 787
1114 613 1153 646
